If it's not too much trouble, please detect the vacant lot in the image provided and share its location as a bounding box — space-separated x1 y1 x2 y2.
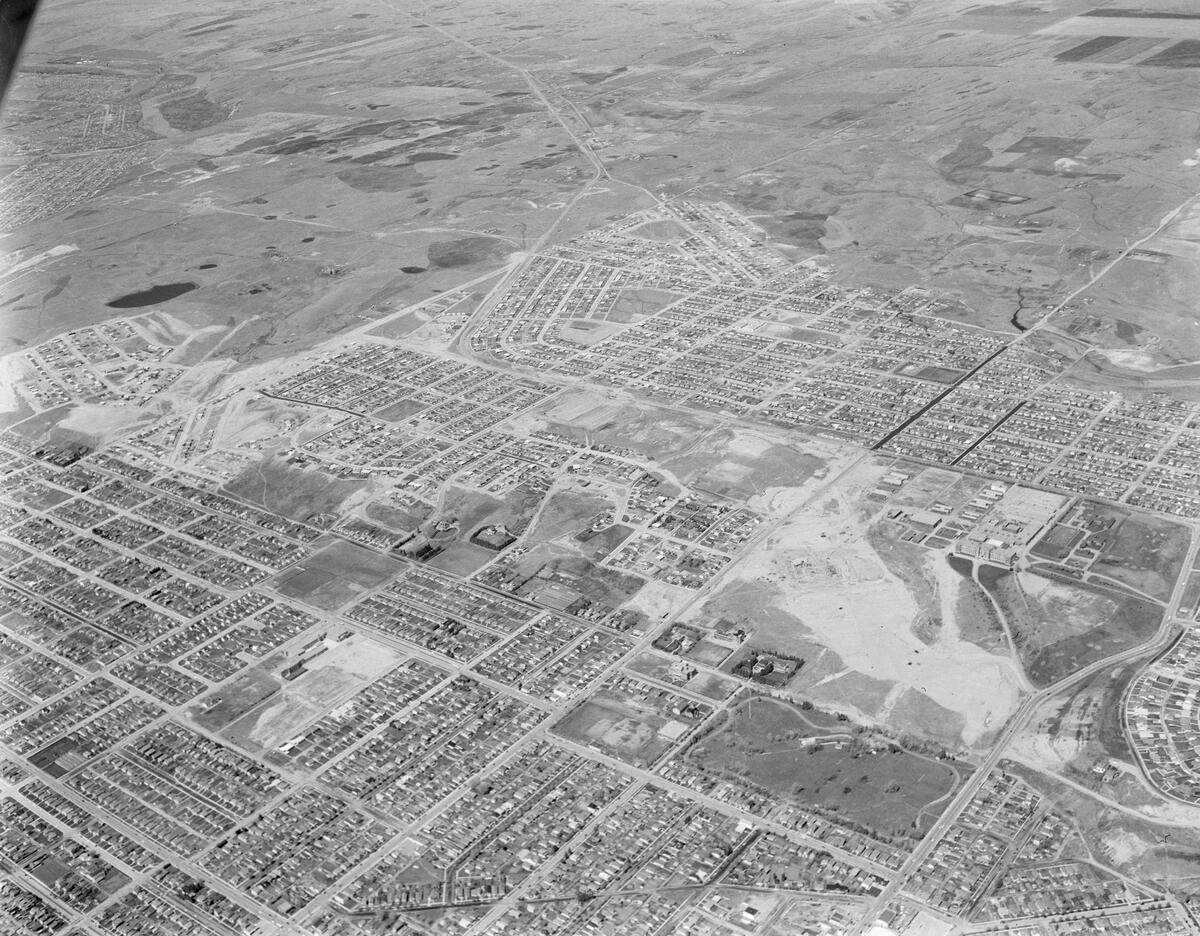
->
554 695 674 769
979 566 1161 687
526 489 613 545
514 547 645 610
190 667 280 732
1080 502 1190 601
1006 760 1200 897
274 539 405 610
578 523 633 561
224 456 364 523
1040 652 1158 766
660 427 826 499
223 636 402 756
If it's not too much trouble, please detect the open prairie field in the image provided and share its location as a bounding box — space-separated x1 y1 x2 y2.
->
686 696 963 840
979 566 1162 688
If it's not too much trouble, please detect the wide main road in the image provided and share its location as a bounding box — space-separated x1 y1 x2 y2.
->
850 520 1200 933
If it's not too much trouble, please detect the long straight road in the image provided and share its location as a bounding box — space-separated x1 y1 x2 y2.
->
849 517 1200 933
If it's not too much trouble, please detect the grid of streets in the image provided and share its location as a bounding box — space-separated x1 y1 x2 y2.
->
1 199 1199 936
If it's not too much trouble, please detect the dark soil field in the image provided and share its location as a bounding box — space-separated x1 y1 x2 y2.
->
159 92 230 131
427 236 511 268
190 667 280 732
1031 523 1087 561
947 555 1009 655
909 364 964 384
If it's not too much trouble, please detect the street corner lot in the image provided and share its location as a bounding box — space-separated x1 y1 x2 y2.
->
1084 504 1191 602
553 688 699 769
979 565 1162 688
221 635 404 756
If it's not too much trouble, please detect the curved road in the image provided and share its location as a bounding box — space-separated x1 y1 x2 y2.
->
851 519 1200 932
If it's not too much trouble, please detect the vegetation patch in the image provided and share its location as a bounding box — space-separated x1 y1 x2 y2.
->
1079 503 1190 601
686 696 960 841
946 555 1009 654
554 691 704 769
525 489 614 545
363 498 433 535
885 689 969 752
1041 652 1157 769
159 92 231 131
223 456 365 524
274 539 405 611
427 236 510 268
979 566 1161 687
335 165 422 193
190 668 280 732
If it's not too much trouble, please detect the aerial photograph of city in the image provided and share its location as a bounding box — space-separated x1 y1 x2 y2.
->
1 0 1200 934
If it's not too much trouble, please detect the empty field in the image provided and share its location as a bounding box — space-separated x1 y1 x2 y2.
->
555 696 676 769
222 636 402 755
979 566 1162 687
274 539 405 610
1079 503 1190 602
223 456 365 524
